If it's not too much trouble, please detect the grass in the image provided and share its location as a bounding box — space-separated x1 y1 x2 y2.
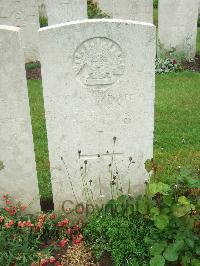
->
27 72 200 200
28 80 52 200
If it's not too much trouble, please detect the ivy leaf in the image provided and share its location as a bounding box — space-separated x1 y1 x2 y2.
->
150 255 165 266
163 245 179 262
150 242 167 256
154 214 169 230
172 203 191 218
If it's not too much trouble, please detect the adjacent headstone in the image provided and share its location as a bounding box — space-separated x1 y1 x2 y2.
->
97 0 153 23
46 0 88 26
0 25 40 212
158 0 199 59
38 0 48 19
0 0 40 63
39 19 156 210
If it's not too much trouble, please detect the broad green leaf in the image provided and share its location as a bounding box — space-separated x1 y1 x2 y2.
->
163 195 173 206
150 255 165 266
185 238 194 248
163 245 178 262
173 239 184 251
148 182 170 196
191 259 200 266
154 214 169 230
150 207 160 218
172 203 191 218
178 196 190 205
150 242 167 256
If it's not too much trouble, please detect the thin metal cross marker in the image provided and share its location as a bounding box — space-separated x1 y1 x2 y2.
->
78 131 124 160
79 152 124 160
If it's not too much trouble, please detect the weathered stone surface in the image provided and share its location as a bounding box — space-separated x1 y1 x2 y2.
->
0 0 40 63
0 25 40 212
39 19 156 211
46 0 87 25
97 0 153 23
158 0 199 59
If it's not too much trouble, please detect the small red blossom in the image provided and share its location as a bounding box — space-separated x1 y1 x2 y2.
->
172 59 177 64
4 207 10 212
73 224 80 231
59 238 68 247
67 228 71 235
0 216 4 222
49 256 56 263
5 200 12 205
50 213 56 219
2 194 9 201
40 258 48 266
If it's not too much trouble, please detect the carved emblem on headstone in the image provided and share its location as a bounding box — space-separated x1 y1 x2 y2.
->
73 37 125 87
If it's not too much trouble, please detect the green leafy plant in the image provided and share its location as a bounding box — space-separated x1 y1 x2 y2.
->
137 166 200 266
87 0 109 18
155 58 182 74
84 196 157 266
84 164 199 266
39 16 48 28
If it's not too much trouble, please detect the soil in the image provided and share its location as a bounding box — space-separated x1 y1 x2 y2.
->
99 252 113 266
26 66 42 80
182 54 200 72
40 198 54 211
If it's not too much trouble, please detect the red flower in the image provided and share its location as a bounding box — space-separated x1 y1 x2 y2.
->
67 228 71 235
50 213 56 219
72 234 84 245
5 200 12 205
4 207 10 212
5 223 11 229
9 220 14 226
172 59 177 64
40 258 48 266
73 224 80 231
49 256 56 263
59 238 68 247
0 216 4 222
2 195 8 200
62 218 69 225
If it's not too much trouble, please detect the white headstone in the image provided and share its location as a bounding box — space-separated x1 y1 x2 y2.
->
0 25 40 212
158 0 199 59
97 0 153 23
0 0 40 63
46 0 88 26
39 19 156 211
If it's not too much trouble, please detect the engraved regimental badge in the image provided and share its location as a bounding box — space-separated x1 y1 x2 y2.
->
73 37 125 87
